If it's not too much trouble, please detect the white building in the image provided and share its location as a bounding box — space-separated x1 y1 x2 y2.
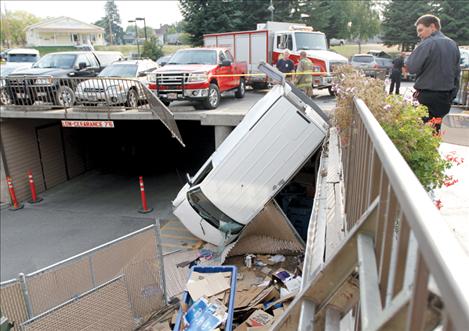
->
26 17 105 47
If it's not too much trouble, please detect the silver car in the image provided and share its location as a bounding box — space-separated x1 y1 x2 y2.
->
350 54 390 77
75 59 157 107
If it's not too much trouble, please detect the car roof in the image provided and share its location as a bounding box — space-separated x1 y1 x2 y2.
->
177 48 222 52
109 59 155 66
7 48 39 55
353 54 374 57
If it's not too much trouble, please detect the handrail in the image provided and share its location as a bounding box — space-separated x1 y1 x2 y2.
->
353 97 469 330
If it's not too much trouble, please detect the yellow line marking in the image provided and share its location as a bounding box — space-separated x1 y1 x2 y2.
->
161 233 198 241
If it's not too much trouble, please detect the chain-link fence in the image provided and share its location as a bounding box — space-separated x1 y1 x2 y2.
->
0 223 166 330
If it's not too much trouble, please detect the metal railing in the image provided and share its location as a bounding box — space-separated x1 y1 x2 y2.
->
0 223 166 330
0 75 185 146
272 97 469 330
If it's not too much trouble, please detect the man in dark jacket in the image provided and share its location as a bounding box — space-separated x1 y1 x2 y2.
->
389 52 405 94
407 14 460 132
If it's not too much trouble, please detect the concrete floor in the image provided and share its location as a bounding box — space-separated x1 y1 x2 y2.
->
0 170 184 281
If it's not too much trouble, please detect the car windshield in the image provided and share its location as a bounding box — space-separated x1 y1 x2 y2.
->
353 56 373 63
33 54 76 69
7 54 39 63
295 32 327 51
167 50 217 65
99 64 138 77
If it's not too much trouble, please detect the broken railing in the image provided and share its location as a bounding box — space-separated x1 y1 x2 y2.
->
272 97 469 330
0 75 184 146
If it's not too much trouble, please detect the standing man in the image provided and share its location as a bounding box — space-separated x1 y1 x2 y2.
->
389 52 405 94
295 51 314 97
276 49 295 81
407 14 460 131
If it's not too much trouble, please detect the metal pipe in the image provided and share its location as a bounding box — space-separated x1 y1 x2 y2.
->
19 272 34 319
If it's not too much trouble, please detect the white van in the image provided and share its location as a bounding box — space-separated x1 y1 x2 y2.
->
173 65 329 245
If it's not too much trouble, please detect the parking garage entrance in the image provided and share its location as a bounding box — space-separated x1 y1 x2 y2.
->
0 118 215 205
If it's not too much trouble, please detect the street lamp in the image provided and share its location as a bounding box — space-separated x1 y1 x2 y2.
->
136 17 147 41
128 20 140 59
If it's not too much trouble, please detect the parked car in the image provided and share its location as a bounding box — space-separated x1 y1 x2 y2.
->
6 51 123 106
149 48 247 109
460 48 469 68
402 52 416 81
75 59 158 107
0 65 25 105
5 48 40 63
330 38 345 46
351 54 391 78
172 66 329 245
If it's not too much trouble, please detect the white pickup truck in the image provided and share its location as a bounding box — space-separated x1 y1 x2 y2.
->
172 63 329 245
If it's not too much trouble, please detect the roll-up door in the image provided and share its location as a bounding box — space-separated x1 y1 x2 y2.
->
36 124 68 190
62 128 86 179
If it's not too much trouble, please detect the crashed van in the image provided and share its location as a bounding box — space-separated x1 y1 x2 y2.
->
172 64 329 245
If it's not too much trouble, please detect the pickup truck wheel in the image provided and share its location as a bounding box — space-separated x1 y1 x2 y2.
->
55 85 75 107
203 84 220 109
328 86 336 96
235 78 246 98
126 88 139 108
0 89 11 105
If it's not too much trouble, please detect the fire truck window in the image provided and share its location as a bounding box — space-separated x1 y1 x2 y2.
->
286 34 293 50
276 35 285 49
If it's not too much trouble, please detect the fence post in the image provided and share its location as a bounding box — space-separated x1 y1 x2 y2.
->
88 255 96 288
154 219 168 303
19 273 34 319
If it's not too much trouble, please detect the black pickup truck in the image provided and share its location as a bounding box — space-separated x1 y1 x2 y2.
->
6 51 123 106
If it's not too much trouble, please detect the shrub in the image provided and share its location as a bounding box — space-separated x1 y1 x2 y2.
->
333 65 452 191
141 36 163 61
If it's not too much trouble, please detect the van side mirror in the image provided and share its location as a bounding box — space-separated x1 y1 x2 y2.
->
78 62 87 70
221 60 232 67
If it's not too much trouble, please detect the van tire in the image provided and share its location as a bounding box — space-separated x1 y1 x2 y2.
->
55 85 75 107
203 84 220 109
328 86 335 96
235 78 245 98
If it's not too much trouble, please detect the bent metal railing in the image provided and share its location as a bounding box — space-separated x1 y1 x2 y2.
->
272 97 469 330
0 75 184 146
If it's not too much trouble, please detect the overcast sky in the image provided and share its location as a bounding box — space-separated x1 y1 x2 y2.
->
3 1 183 28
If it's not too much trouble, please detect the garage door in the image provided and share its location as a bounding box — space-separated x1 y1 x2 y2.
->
37 125 68 189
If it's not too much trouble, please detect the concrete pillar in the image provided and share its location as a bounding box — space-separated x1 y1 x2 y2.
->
214 125 233 148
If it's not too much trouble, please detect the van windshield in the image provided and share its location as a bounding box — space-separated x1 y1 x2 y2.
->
7 54 39 63
295 32 327 51
187 187 244 234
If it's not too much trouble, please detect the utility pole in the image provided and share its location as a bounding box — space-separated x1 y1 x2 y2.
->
128 20 139 58
268 0 275 22
136 17 147 41
108 15 113 46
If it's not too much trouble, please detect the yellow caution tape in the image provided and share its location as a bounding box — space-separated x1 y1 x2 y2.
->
208 71 329 78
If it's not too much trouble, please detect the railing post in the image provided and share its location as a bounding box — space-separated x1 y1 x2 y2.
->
19 272 34 319
88 255 96 288
154 219 168 303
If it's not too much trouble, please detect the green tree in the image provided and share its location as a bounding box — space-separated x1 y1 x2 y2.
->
125 25 156 39
348 0 381 53
436 0 469 45
94 0 124 45
0 10 41 47
382 0 433 50
141 36 164 60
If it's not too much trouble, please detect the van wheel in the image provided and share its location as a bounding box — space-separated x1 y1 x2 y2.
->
203 84 220 109
56 85 75 107
126 88 138 108
235 78 245 98
328 86 336 96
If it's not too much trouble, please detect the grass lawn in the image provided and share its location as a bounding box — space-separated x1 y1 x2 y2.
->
28 44 190 57
331 43 400 59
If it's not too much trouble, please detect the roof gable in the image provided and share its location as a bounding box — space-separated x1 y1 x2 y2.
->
26 16 104 32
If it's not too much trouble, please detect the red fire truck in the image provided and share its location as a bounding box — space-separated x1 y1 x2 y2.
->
204 21 348 95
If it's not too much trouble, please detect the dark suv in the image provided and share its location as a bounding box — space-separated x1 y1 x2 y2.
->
6 51 123 106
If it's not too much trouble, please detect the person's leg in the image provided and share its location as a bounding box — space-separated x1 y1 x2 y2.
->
389 79 395 94
395 76 401 95
417 91 451 133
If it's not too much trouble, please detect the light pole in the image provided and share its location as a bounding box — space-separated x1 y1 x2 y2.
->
128 20 140 58
108 14 114 45
268 0 275 22
136 17 147 41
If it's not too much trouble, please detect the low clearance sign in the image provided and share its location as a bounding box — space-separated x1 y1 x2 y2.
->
61 120 115 128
